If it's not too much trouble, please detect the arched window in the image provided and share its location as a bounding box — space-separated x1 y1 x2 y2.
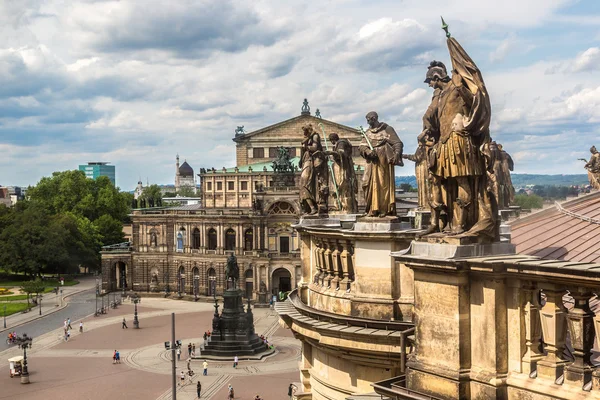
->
178 266 185 293
225 228 236 251
207 267 217 296
244 228 253 251
176 231 184 252
192 228 200 250
207 228 217 250
192 266 200 296
267 201 296 215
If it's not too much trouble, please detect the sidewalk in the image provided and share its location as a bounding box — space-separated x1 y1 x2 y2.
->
0 276 96 333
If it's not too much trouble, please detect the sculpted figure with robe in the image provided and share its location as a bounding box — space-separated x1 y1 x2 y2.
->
403 135 434 210
420 33 496 239
359 112 404 217
583 145 600 190
325 133 358 213
299 124 328 214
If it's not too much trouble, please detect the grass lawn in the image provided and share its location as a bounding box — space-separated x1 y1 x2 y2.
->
1 303 30 316
0 279 79 288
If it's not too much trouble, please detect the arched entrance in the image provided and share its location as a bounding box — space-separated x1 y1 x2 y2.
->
112 261 128 291
271 268 292 295
178 266 185 294
207 267 216 296
244 269 253 299
192 266 200 297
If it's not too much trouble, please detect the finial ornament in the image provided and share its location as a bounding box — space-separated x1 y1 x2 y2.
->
315 109 322 119
441 16 450 38
301 98 311 115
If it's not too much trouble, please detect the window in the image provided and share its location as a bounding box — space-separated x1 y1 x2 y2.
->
289 148 297 158
269 181 273 187
207 228 217 250
225 228 236 251
192 228 200 250
176 231 184 252
267 201 296 215
227 181 234 191
244 228 253 251
216 182 223 191
269 147 278 158
206 182 212 191
253 148 264 158
240 181 248 191
279 236 290 253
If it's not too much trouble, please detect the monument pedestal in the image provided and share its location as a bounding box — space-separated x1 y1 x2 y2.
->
297 215 341 228
414 210 431 230
401 238 515 259
354 216 411 232
200 288 270 359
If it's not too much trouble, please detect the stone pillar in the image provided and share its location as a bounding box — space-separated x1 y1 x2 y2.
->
323 244 333 288
318 245 326 286
565 289 594 390
520 283 543 376
300 340 313 394
330 241 340 290
537 284 568 382
339 242 350 291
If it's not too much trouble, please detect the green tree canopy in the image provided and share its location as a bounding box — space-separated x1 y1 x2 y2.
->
513 194 544 210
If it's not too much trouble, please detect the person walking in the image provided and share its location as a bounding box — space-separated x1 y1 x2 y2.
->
203 332 207 345
288 383 297 399
177 347 181 361
115 350 121 364
63 319 67 331
180 370 185 385
228 384 234 400
203 360 208 376
79 321 83 333
122 317 128 329
187 358 191 371
196 381 202 398
192 343 196 356
67 317 73 330
188 343 192 358
66 329 71 341
233 355 238 369
113 350 117 364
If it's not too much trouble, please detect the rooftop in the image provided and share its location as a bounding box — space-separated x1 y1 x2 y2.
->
509 190 600 263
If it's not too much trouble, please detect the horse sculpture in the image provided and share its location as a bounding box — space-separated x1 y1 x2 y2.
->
225 254 240 288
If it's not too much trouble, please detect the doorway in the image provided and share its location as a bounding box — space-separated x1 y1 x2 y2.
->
271 268 292 295
279 236 290 253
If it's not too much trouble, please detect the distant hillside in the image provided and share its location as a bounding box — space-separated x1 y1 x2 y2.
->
396 174 588 188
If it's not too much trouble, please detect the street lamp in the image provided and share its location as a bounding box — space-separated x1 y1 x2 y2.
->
95 279 99 314
3 303 6 329
15 333 33 384
133 296 140 329
38 296 42 316
194 275 199 301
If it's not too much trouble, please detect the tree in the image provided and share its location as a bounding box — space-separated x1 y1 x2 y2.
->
141 184 163 207
20 279 46 310
399 183 413 192
177 186 197 197
513 194 543 210
94 214 125 246
163 192 177 198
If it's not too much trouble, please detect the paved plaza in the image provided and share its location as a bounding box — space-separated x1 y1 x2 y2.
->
0 295 300 399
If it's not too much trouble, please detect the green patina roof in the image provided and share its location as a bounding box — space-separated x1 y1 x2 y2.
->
218 157 300 173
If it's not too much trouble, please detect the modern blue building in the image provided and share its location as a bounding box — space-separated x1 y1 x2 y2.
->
79 162 116 185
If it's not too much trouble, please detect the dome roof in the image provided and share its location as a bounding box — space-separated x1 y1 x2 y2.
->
179 161 194 177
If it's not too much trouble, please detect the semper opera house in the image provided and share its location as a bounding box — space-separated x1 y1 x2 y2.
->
100 101 365 302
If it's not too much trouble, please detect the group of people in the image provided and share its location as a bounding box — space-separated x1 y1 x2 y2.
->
259 335 273 350
203 330 211 344
6 331 17 343
112 349 121 364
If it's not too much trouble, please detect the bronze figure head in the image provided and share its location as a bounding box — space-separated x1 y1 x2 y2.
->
424 60 450 87
365 111 379 128
328 133 339 144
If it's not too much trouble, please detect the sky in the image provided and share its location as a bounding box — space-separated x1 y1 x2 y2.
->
1 0 599 190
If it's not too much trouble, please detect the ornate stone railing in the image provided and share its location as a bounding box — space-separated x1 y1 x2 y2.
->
393 252 600 399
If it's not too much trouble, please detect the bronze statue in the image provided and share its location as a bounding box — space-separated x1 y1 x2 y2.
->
225 254 240 285
497 143 515 208
359 112 404 217
403 135 434 209
325 133 358 213
420 25 496 238
259 281 267 292
582 146 600 189
299 124 328 214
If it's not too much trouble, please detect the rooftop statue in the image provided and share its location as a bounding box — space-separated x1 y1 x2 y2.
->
359 112 404 217
420 19 497 239
272 147 294 173
403 135 434 210
235 126 246 136
325 133 358 213
581 145 600 190
299 124 328 215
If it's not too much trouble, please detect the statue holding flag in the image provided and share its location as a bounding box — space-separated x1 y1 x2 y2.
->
359 112 404 217
420 18 496 239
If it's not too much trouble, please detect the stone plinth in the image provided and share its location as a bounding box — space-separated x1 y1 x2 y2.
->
396 240 516 260
354 216 411 232
296 215 341 228
414 210 431 230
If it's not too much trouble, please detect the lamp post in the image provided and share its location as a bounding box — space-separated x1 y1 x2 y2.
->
3 303 6 329
133 296 140 329
38 296 42 316
121 269 126 296
60 289 63 308
194 276 199 301
15 333 33 384
95 279 99 314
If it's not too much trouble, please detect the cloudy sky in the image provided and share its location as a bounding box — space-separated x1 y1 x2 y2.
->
1 0 599 190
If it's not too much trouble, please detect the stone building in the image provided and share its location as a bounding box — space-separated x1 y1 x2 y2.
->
101 101 366 301
175 154 197 194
